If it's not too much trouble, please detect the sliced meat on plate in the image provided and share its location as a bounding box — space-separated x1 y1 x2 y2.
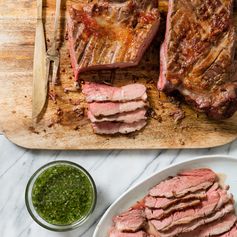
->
148 202 235 237
109 228 148 237
179 213 237 237
145 199 201 220
108 168 237 237
113 209 147 232
144 190 206 210
208 182 220 192
150 188 232 231
149 168 217 198
218 224 237 237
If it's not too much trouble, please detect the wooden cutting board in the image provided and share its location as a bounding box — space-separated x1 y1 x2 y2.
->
1 0 237 150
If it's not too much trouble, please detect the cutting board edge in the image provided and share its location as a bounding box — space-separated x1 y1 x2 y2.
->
2 130 236 150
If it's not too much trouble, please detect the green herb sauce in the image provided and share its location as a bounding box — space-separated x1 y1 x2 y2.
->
32 164 94 225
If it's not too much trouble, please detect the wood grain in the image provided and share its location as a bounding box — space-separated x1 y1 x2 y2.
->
0 0 237 149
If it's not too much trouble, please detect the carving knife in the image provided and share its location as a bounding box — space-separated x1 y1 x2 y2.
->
32 0 47 120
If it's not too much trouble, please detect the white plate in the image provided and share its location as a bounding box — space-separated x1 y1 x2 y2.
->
93 155 237 237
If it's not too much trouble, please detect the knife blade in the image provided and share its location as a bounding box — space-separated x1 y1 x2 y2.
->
32 0 48 121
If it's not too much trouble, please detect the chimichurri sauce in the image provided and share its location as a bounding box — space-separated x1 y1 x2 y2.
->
32 165 94 225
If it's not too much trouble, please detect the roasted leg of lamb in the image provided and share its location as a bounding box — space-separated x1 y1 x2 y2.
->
67 0 160 80
158 0 237 119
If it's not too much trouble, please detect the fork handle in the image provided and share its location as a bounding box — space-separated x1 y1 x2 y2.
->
51 0 61 52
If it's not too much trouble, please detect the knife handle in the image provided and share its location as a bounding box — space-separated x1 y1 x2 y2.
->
37 0 43 19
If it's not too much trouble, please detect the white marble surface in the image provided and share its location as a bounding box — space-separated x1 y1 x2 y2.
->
0 134 237 237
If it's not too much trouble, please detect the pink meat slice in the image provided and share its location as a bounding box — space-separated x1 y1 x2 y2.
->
82 82 147 103
150 189 231 231
145 191 207 209
88 100 148 117
149 168 217 198
109 228 148 237
148 202 234 237
208 182 220 192
145 199 201 220
179 169 218 177
92 120 147 134
88 109 147 123
180 213 237 237
218 224 237 237
113 209 147 232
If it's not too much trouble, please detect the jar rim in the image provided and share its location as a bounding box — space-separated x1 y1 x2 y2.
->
25 160 97 232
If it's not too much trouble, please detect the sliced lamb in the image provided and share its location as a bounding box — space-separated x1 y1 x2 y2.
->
179 213 237 237
67 0 160 80
113 209 147 233
82 83 147 103
208 182 220 192
150 189 232 231
83 82 149 134
88 101 148 117
108 168 236 237
218 224 237 237
109 228 148 237
179 169 219 178
148 202 234 237
92 120 147 134
145 199 201 220
144 191 206 209
158 0 237 119
149 168 216 198
88 109 147 123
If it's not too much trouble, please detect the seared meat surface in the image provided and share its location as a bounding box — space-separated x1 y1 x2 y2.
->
158 0 237 119
67 0 160 80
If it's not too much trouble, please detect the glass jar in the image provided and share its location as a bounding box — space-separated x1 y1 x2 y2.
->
25 160 97 231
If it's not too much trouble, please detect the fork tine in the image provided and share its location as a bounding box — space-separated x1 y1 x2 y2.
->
46 57 51 82
52 57 59 85
46 0 61 85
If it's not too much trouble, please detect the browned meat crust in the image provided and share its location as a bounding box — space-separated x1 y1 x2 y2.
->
67 0 160 80
158 0 237 119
